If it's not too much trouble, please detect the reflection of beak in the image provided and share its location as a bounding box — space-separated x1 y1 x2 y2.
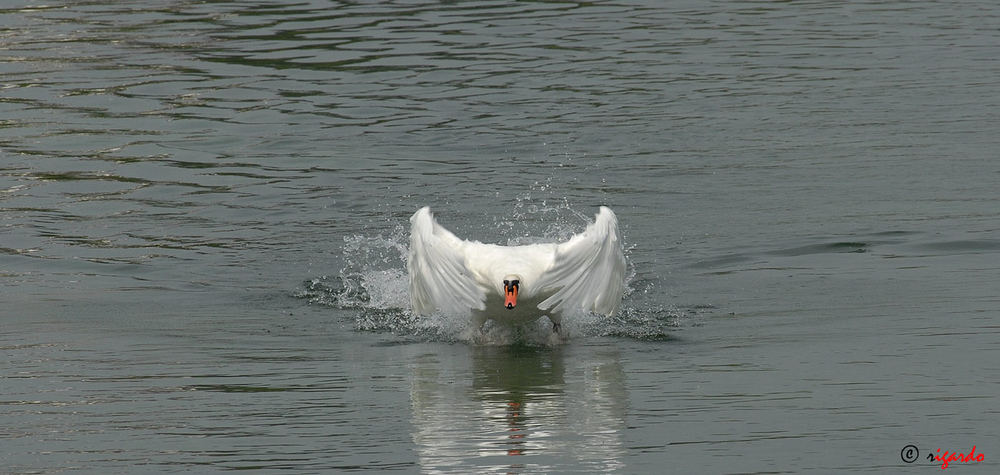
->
504 284 518 309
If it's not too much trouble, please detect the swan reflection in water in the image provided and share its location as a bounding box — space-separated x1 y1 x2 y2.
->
409 344 626 472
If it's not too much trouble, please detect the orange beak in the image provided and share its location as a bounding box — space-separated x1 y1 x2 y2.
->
504 283 518 309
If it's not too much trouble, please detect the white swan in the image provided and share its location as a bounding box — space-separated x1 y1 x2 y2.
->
407 206 626 333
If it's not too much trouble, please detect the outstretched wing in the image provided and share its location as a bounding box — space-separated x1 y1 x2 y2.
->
408 207 486 315
537 206 626 316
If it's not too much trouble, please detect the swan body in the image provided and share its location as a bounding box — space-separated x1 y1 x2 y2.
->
407 206 626 331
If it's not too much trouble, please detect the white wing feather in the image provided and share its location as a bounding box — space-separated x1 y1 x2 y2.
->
408 207 486 315
537 206 626 316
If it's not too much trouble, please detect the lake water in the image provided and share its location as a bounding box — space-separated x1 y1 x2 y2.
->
2 0 999 472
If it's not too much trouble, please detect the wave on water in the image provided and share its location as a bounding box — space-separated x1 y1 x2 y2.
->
297 200 685 344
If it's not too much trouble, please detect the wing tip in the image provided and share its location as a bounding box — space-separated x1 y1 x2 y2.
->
411 207 438 233
411 206 432 222
597 205 616 221
594 206 620 239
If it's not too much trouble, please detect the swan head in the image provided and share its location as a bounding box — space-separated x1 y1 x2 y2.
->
502 275 521 310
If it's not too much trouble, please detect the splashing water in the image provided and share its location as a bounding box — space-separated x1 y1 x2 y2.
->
298 197 686 344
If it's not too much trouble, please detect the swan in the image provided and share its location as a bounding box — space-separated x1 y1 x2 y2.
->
407 206 626 333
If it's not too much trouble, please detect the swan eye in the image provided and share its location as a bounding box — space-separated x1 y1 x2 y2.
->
503 280 509 286
511 280 519 287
